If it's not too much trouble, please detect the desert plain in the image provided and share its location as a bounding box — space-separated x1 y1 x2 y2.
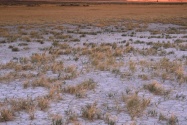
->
0 2 187 125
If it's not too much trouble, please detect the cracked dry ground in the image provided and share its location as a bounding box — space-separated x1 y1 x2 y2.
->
0 22 187 125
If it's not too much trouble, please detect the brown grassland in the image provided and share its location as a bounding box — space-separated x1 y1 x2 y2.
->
0 4 187 25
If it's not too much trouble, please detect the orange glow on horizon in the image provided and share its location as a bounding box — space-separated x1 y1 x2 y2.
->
127 0 187 1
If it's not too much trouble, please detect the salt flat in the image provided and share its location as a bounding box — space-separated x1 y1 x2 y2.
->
0 3 187 125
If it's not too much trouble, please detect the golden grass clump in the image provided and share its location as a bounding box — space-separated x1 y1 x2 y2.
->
0 61 17 70
159 113 168 121
158 58 179 73
10 98 35 112
123 94 150 119
0 72 18 83
144 81 168 95
104 113 117 125
63 65 78 80
64 79 96 98
113 48 123 57
81 102 102 120
21 36 31 42
64 65 77 73
23 80 30 89
138 74 149 81
59 43 71 49
47 85 62 100
0 28 9 37
51 114 63 125
0 108 14 122
45 61 64 73
31 53 53 64
31 77 50 88
90 45 123 71
29 108 35 120
129 60 136 73
30 31 43 39
175 66 187 84
153 58 187 84
168 114 178 125
0 61 33 71
124 46 134 53
37 97 50 111
6 34 20 42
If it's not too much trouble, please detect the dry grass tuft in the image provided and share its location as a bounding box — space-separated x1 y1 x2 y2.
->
37 97 50 111
81 102 102 120
138 74 149 81
31 77 50 88
31 53 53 64
65 109 78 122
47 84 62 100
10 98 35 112
0 60 33 71
29 109 35 120
175 66 187 84
64 79 96 98
123 94 150 119
159 113 168 121
51 114 64 125
129 60 136 73
89 45 123 71
23 80 30 89
51 62 64 73
104 113 117 125
64 65 77 74
168 114 178 125
144 81 168 95
0 108 14 122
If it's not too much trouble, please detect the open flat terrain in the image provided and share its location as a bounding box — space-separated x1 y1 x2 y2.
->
0 4 187 25
0 3 187 125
